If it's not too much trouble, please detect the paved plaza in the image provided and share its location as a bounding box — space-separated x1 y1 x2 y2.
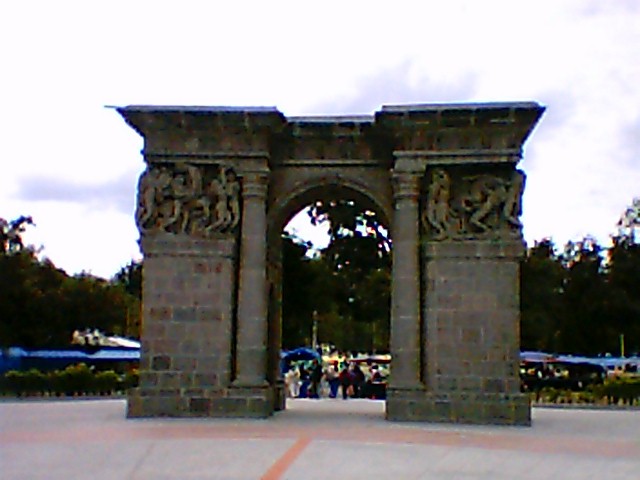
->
1 398 638 479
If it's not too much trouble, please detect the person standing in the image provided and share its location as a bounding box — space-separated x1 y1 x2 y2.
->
298 365 310 398
325 361 340 398
339 363 352 400
309 359 323 399
352 363 366 398
284 366 300 398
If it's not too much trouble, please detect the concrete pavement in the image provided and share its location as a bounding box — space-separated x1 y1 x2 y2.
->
1 398 638 479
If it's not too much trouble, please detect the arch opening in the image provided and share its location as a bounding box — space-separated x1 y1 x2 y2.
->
268 184 392 408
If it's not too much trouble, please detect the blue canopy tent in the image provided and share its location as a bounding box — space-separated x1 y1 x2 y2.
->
0 348 27 374
0 347 140 373
279 347 321 375
281 347 320 362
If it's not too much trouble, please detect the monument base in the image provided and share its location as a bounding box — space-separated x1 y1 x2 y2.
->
273 380 286 411
386 388 531 426
126 385 275 418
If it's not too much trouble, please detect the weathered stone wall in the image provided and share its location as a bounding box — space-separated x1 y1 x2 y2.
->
417 241 529 425
127 235 236 417
425 243 522 394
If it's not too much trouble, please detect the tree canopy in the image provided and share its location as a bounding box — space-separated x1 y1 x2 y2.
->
282 200 391 353
0 216 34 254
0 216 141 348
521 226 640 355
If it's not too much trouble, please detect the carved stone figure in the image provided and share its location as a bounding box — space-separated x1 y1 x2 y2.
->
503 169 526 228
423 169 453 240
462 174 509 233
136 163 241 237
135 171 152 229
179 165 203 232
156 164 201 233
206 169 231 233
177 166 210 235
136 166 171 231
460 169 525 236
225 169 241 230
422 168 526 241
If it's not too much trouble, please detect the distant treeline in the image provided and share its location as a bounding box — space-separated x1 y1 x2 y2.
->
3 204 640 357
1 215 141 348
521 235 640 356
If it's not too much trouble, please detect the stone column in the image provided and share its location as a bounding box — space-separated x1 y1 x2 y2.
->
267 238 286 410
233 172 269 387
389 172 423 390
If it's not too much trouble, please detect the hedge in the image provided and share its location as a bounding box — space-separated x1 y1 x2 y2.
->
1 364 139 397
531 376 640 406
3 364 638 406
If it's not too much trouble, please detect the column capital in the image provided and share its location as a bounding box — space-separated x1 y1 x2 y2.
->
241 172 269 199
392 172 421 202
391 152 427 175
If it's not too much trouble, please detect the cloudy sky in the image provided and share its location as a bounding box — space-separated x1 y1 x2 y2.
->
1 0 639 278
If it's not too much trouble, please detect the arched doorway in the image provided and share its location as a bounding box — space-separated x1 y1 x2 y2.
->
268 183 392 410
117 102 544 425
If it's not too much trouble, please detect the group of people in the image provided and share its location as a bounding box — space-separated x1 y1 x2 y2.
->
284 359 388 400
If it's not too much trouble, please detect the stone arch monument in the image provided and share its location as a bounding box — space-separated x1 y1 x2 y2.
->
117 102 544 425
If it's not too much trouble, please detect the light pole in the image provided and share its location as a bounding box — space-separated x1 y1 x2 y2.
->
312 310 318 351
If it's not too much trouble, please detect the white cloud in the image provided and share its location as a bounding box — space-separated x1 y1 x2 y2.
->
1 0 639 276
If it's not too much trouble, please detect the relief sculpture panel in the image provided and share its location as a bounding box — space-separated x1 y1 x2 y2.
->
136 163 240 237
422 167 526 241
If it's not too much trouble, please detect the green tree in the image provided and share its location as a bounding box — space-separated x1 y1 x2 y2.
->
0 215 139 347
281 199 392 353
59 273 131 341
520 239 565 351
0 216 34 254
308 199 390 254
320 232 390 352
557 237 612 355
0 216 65 347
113 260 142 299
281 236 316 348
112 260 142 339
1 251 59 347
606 235 640 355
616 197 640 243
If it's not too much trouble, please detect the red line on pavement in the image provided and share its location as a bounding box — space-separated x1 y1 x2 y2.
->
261 436 311 480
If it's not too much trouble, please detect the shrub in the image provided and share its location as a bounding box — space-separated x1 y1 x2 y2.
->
4 370 26 396
121 368 139 391
23 369 48 396
67 363 94 395
2 364 141 397
94 370 119 395
595 377 640 405
539 387 561 403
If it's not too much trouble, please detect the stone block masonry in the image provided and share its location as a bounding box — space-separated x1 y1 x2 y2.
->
128 235 237 417
388 240 529 425
118 103 544 423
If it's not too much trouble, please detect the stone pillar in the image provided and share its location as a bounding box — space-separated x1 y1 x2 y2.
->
234 172 270 387
388 172 423 390
127 234 237 418
421 240 530 425
267 237 286 411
